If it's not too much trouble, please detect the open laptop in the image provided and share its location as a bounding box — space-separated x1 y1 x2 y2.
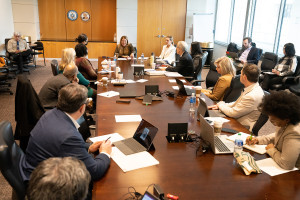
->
141 191 160 200
197 97 226 119
199 114 234 154
226 51 238 59
113 119 158 155
175 78 195 96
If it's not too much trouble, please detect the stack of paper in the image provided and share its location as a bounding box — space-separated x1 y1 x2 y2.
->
164 72 183 77
145 70 166 76
227 132 267 154
256 158 298 176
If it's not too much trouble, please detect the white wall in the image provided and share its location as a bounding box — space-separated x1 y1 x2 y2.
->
11 0 40 43
117 0 137 47
0 0 14 55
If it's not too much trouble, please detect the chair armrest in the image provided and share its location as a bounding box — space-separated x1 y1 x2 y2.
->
294 76 300 83
191 79 205 85
282 76 296 85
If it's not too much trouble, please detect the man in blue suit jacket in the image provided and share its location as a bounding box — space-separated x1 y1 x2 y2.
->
20 84 111 186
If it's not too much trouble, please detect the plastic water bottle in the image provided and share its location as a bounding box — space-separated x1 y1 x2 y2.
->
113 54 117 62
141 53 144 63
234 133 243 152
108 59 111 71
189 93 196 112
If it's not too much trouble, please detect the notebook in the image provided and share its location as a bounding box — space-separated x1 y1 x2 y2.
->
199 114 234 154
197 97 226 119
175 78 195 96
113 119 158 155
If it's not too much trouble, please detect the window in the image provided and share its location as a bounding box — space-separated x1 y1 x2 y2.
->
215 0 232 43
251 0 281 52
278 0 300 56
230 0 248 45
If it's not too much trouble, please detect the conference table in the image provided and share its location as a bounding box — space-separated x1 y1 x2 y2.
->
93 58 300 200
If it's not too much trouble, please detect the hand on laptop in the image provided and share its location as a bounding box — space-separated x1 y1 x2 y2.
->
100 140 112 155
208 105 219 110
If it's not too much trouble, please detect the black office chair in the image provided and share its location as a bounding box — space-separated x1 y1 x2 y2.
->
258 52 278 83
0 121 26 200
270 56 300 90
223 75 244 103
51 59 59 76
0 57 13 95
251 91 270 136
205 61 220 89
227 42 238 53
288 76 300 96
188 52 208 85
31 41 46 67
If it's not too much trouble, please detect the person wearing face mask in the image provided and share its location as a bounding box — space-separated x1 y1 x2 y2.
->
159 36 176 64
114 35 135 59
246 91 300 170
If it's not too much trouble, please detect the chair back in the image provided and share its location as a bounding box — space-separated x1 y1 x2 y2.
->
223 75 245 103
252 91 270 135
294 56 300 76
260 52 278 71
227 42 238 53
51 59 59 76
33 41 44 50
205 61 220 88
0 121 25 200
256 48 263 64
192 51 208 80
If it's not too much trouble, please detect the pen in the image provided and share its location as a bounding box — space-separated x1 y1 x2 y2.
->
105 137 111 142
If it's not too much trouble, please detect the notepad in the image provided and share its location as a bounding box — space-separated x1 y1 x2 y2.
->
227 132 267 154
115 115 142 122
164 72 183 77
256 158 298 176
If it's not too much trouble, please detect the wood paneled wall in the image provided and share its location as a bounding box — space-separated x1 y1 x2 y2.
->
38 0 116 42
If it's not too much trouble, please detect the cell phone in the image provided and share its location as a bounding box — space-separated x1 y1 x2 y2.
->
142 94 152 105
116 99 131 103
221 128 238 134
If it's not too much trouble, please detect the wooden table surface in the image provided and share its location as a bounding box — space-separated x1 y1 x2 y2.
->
93 59 300 200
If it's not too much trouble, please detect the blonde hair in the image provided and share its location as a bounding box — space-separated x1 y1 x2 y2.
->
59 48 76 71
214 56 236 76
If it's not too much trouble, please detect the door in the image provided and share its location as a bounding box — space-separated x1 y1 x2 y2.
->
137 0 187 57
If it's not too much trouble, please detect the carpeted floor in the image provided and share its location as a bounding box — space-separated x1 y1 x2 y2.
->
0 60 275 199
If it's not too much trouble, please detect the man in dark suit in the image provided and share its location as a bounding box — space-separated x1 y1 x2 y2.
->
238 37 260 65
38 63 78 108
166 41 193 77
20 84 111 198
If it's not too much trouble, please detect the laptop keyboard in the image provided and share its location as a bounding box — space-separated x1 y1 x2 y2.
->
214 136 231 152
115 138 146 155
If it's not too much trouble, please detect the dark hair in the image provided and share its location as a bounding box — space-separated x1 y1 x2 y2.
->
166 36 174 44
242 64 260 83
283 43 296 57
191 42 203 58
75 34 88 44
57 83 88 113
120 36 129 45
75 43 88 58
259 91 300 125
27 157 91 200
243 37 252 44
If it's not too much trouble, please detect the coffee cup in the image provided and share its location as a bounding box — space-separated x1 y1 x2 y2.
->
195 86 202 97
102 77 108 86
213 120 223 136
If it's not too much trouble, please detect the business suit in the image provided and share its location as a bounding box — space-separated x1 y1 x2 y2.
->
238 46 260 64
202 74 233 101
20 108 110 182
166 51 193 77
38 74 71 108
257 123 300 170
218 82 264 130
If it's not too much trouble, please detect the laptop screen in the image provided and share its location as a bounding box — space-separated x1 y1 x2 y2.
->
133 119 158 150
175 78 187 95
142 191 160 200
197 98 209 119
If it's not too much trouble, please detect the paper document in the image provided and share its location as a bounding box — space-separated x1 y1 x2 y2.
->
136 79 148 83
98 91 120 98
117 58 127 60
172 85 194 90
111 147 159 172
138 57 149 60
115 115 142 122
89 133 124 143
227 132 267 154
256 158 298 176
169 79 186 83
165 72 183 77
131 64 145 67
145 70 166 76
125 79 136 83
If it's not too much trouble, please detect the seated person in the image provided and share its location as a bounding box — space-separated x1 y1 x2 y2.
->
39 63 78 108
20 84 112 199
27 157 91 200
165 41 193 77
209 64 264 131
114 35 134 59
235 37 260 68
75 43 97 80
75 33 88 45
246 91 300 170
7 32 32 73
202 56 236 101
261 43 297 91
190 41 203 59
159 36 176 64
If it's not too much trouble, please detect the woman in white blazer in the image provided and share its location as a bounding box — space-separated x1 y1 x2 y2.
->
159 36 176 65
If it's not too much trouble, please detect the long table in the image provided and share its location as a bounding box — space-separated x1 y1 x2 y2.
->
93 59 300 200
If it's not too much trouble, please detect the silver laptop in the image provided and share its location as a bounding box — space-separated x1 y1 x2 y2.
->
199 114 234 154
197 97 226 120
113 119 158 155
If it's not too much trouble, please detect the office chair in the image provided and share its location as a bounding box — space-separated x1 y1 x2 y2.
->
0 121 26 200
31 41 46 67
0 57 13 95
51 59 59 76
288 76 300 96
205 61 220 89
251 91 270 136
270 56 300 90
15 75 45 152
258 52 278 83
227 42 238 53
223 75 244 103
187 52 208 85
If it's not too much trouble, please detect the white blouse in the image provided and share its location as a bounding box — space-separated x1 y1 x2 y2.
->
159 45 176 64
